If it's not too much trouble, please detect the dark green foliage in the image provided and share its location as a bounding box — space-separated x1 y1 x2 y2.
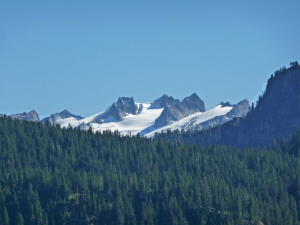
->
2 207 9 225
16 212 24 225
0 116 299 224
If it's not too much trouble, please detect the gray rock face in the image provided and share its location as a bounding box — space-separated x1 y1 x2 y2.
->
94 97 141 122
199 100 250 128
181 93 206 112
10 110 40 122
152 95 179 108
114 97 139 116
42 110 83 125
154 93 206 127
226 99 249 118
219 102 232 107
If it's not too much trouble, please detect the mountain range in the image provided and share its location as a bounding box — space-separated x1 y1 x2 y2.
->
2 95 250 137
3 61 300 148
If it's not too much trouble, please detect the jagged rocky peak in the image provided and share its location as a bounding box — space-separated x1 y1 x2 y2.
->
235 99 250 111
236 99 250 107
100 97 142 121
181 93 206 112
225 99 250 118
116 97 139 115
154 93 206 127
56 109 83 119
153 94 179 108
10 110 40 122
219 102 232 107
42 110 83 125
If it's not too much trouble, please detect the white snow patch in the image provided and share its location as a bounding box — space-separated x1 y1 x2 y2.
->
89 103 164 135
145 105 232 137
57 110 106 128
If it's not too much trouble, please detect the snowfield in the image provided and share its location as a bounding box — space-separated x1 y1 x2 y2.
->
89 103 164 135
144 105 232 137
55 102 233 137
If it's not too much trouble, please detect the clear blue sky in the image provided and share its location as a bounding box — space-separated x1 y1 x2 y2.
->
1 1 300 118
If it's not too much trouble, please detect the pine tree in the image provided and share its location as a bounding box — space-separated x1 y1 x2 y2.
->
16 212 24 225
35 193 43 225
2 207 9 225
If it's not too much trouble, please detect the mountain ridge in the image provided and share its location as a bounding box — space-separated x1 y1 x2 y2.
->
1 94 249 136
5 61 300 146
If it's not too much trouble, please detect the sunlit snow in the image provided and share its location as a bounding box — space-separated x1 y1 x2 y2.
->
144 105 232 137
54 103 233 137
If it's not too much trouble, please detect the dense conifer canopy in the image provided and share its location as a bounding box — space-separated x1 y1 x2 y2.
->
0 116 299 225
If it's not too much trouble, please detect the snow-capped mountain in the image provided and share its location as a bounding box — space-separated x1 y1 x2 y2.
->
37 94 249 136
42 110 83 126
1 93 249 136
142 99 249 137
153 93 206 128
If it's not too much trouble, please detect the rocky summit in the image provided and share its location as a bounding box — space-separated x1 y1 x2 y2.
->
42 110 83 126
153 93 206 127
9 110 40 122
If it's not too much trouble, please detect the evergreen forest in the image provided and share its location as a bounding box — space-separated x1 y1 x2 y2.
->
0 116 299 225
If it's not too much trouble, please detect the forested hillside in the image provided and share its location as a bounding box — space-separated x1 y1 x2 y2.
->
0 116 299 225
